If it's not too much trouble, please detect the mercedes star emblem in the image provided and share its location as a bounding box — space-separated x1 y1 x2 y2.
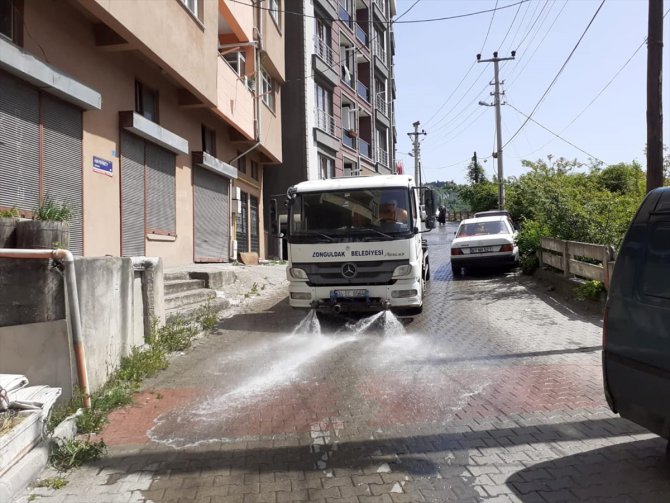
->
341 263 357 279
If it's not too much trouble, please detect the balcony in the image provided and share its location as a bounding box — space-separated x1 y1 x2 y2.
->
314 36 336 66
216 55 254 140
315 108 335 136
376 146 388 166
375 93 387 115
342 131 356 150
374 41 388 64
356 80 370 102
373 0 387 18
339 1 353 28
359 138 371 159
355 23 368 46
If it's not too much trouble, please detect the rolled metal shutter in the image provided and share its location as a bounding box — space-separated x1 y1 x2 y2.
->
236 191 248 253
42 95 83 255
145 142 176 234
121 132 145 256
194 168 229 262
250 195 259 253
0 72 40 211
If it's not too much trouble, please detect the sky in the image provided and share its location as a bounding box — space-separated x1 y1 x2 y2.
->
392 0 670 184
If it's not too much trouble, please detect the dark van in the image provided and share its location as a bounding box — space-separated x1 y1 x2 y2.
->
603 186 670 446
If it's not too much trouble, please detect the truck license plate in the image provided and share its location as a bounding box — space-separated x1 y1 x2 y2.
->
471 246 495 254
333 289 367 298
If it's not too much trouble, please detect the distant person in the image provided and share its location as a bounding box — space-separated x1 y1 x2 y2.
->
437 205 447 225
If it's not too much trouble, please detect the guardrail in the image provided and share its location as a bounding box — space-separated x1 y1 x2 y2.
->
446 211 473 221
539 237 616 289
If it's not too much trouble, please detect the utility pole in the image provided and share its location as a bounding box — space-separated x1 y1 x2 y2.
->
477 51 515 209
647 0 664 192
407 121 427 185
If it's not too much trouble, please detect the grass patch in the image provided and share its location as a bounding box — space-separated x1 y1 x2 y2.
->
35 476 68 490
575 280 606 301
49 438 106 471
48 309 221 438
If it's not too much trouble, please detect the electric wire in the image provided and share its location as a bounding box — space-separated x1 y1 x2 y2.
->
502 0 606 150
480 0 500 54
497 0 524 51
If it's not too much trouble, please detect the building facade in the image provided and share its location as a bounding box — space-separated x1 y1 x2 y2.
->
0 0 284 265
265 0 397 246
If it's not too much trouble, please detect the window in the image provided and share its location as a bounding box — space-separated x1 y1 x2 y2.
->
202 125 216 156
338 0 353 28
135 81 158 122
237 153 247 174
269 0 280 27
315 83 334 135
340 45 354 87
261 69 274 110
1 0 21 45
251 160 259 180
641 221 670 299
223 51 246 79
343 159 358 177
179 0 198 19
314 18 333 64
318 154 335 180
375 28 387 60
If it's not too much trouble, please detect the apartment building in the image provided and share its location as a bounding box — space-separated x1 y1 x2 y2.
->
0 0 284 265
265 0 397 229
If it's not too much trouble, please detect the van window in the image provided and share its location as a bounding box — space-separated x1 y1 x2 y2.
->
641 220 670 299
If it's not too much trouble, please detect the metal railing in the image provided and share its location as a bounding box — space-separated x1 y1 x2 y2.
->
314 36 336 66
356 80 370 102
375 93 387 115
315 108 335 136
374 41 387 63
355 23 368 46
376 146 388 166
339 1 352 27
342 132 356 149
374 0 387 16
359 138 371 158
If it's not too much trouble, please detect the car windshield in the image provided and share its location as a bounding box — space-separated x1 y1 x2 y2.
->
289 188 413 241
457 220 509 237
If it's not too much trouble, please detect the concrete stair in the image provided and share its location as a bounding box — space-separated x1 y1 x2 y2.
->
164 272 228 321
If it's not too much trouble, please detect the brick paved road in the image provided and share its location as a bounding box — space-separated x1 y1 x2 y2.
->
17 223 670 502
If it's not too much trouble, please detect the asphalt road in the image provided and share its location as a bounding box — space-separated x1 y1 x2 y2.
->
17 223 670 503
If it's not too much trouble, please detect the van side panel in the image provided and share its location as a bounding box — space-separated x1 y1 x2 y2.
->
604 188 670 438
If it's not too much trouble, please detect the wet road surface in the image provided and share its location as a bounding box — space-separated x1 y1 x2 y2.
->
17 223 670 502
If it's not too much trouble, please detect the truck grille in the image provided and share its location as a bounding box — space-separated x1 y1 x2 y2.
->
293 260 410 286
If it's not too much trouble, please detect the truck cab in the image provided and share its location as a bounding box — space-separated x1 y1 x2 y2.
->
283 175 435 315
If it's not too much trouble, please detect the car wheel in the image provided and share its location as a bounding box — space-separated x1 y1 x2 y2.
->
424 264 431 282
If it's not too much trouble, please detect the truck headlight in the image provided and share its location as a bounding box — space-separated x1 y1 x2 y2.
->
392 264 413 277
289 267 308 280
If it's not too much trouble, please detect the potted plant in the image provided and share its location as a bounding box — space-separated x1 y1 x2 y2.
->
16 196 73 250
0 207 20 248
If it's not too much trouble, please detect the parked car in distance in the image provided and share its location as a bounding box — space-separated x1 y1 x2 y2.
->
474 209 515 229
603 186 670 450
450 216 519 275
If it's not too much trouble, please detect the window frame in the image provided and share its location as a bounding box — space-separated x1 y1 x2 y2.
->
261 68 275 111
269 0 281 29
0 0 22 45
318 153 335 180
251 160 259 180
201 125 216 157
135 80 159 123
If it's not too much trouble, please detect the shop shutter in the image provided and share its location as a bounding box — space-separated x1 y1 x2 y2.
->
42 95 83 254
194 168 229 262
0 72 40 211
145 142 176 234
121 132 145 256
250 195 259 253
236 191 248 253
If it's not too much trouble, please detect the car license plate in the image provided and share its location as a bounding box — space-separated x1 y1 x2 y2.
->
471 246 495 254
333 289 368 298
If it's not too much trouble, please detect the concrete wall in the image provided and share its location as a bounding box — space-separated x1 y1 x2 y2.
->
0 256 165 398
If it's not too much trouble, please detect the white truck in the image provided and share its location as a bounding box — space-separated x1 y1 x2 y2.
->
282 175 436 315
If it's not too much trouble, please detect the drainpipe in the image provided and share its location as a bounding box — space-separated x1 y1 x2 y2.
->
0 248 91 408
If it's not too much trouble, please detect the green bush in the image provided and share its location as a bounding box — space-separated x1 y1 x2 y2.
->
49 439 106 471
575 280 606 301
33 195 73 222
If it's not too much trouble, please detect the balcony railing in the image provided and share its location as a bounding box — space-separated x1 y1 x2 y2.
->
355 23 368 46
375 42 388 63
315 108 335 136
339 1 352 27
359 138 371 159
374 0 387 16
375 93 387 115
342 132 356 150
356 80 370 102
314 36 336 66
376 146 388 166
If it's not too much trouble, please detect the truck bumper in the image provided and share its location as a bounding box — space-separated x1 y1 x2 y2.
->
288 278 422 312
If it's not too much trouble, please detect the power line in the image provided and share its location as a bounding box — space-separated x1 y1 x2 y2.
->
507 102 604 163
426 67 489 132
505 0 532 53
497 0 524 51
423 62 476 127
480 0 500 54
503 0 606 150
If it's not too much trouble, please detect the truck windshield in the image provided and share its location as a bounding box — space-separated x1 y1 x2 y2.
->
290 188 413 241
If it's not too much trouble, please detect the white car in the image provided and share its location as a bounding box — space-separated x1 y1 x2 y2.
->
450 216 519 275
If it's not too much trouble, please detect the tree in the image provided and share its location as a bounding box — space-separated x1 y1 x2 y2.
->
466 159 487 185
